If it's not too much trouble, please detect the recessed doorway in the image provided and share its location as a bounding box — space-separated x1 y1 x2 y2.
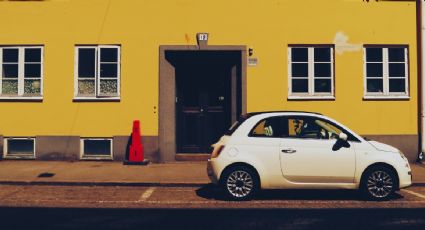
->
159 46 246 161
167 51 241 153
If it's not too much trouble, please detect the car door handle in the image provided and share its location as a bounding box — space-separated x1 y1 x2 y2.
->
281 148 296 154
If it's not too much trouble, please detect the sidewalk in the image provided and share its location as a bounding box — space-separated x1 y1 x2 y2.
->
0 160 209 186
0 160 424 186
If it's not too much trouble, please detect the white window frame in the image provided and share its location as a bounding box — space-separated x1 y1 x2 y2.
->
363 46 409 100
0 46 44 100
3 137 36 159
80 138 113 160
288 46 335 100
74 45 121 101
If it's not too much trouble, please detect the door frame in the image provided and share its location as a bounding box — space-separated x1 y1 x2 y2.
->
159 45 247 162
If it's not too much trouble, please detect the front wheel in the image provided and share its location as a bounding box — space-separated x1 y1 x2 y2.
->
360 166 398 201
221 166 259 201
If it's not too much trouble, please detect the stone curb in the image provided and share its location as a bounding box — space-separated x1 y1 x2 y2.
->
412 183 425 187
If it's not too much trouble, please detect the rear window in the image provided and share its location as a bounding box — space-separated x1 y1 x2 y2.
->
225 114 250 136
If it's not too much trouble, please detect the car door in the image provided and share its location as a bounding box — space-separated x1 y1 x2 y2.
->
279 116 356 184
244 116 285 185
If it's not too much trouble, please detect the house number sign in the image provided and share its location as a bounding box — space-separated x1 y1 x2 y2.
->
197 33 208 42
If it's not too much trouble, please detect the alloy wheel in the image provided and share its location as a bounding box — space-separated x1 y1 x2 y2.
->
367 170 394 198
226 170 254 198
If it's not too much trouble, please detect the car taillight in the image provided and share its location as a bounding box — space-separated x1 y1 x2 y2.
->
211 145 225 158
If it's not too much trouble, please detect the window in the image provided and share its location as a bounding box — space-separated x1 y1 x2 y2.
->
75 45 120 99
364 46 409 98
81 138 113 159
288 46 334 99
287 116 359 141
287 117 342 140
0 46 43 98
250 116 286 138
250 116 359 142
4 137 35 158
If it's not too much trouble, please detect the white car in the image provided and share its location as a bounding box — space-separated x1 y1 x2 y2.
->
207 111 412 201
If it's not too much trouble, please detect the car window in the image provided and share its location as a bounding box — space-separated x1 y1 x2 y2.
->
288 117 322 139
288 116 344 140
225 114 250 136
250 115 360 142
250 116 287 138
314 120 342 140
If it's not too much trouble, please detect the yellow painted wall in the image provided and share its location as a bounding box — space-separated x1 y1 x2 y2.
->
0 0 418 137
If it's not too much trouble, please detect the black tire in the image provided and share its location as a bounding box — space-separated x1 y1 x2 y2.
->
360 165 398 201
220 165 259 201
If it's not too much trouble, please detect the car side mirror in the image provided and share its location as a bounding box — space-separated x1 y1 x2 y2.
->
339 133 348 141
333 132 350 151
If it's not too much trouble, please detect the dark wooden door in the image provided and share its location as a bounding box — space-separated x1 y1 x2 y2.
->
176 53 231 153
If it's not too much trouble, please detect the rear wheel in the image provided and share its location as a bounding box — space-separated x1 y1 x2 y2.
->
221 165 259 201
360 166 398 201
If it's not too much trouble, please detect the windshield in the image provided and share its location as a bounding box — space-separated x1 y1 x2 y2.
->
314 120 342 137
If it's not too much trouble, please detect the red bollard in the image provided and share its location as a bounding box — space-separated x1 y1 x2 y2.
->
124 120 149 165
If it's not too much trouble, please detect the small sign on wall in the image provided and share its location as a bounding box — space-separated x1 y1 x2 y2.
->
197 33 209 47
248 57 258 67
197 33 208 41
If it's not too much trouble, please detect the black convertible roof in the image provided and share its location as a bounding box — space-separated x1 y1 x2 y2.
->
245 111 323 117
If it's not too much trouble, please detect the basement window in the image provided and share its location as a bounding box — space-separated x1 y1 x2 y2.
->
4 137 35 159
81 138 113 159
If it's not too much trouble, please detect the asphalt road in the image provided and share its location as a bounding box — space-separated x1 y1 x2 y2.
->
1 207 425 230
2 184 425 209
2 184 425 229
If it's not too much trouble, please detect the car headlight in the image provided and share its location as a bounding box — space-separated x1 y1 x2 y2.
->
399 150 406 159
399 151 410 168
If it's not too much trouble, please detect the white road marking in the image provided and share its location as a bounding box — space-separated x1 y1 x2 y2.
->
138 187 156 202
403 189 425 200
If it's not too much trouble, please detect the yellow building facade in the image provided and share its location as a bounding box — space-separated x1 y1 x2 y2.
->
0 0 419 161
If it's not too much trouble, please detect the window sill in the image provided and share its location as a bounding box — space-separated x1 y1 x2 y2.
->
0 96 43 102
3 155 36 160
363 95 410 100
73 97 120 102
288 95 335 101
80 155 113 161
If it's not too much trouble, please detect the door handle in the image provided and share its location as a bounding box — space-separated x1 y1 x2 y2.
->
281 148 296 154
